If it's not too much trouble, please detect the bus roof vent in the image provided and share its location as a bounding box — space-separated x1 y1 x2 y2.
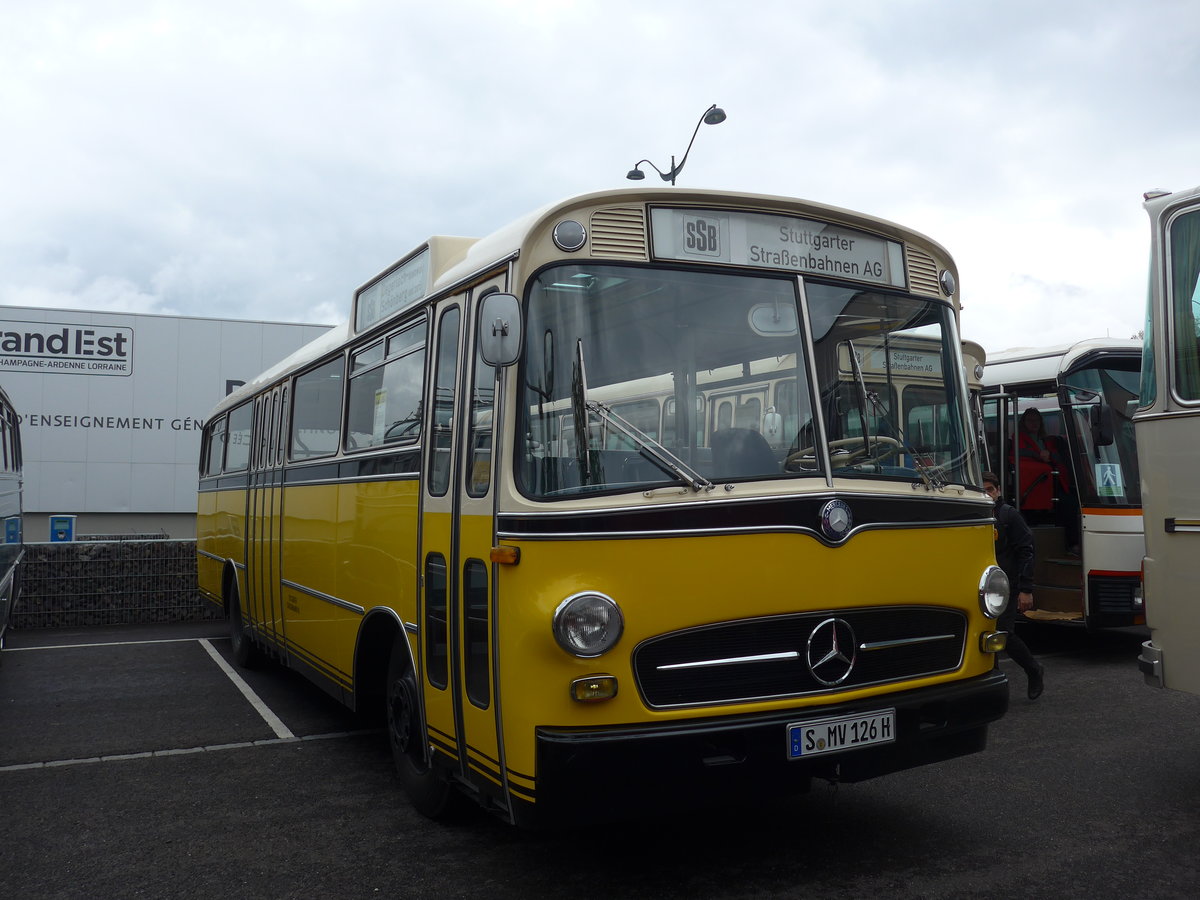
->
589 206 648 260
905 246 941 296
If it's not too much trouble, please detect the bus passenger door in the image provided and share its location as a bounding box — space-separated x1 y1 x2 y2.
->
419 278 506 810
246 386 286 649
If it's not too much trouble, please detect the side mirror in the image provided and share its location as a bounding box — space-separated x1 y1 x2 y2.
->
478 293 522 367
1090 402 1114 446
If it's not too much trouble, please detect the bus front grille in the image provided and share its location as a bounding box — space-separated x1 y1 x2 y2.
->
632 606 967 709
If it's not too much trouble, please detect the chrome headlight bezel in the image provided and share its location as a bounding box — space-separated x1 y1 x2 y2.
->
552 592 624 658
979 565 1010 618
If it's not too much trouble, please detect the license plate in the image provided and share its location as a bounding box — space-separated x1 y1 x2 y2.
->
787 709 896 759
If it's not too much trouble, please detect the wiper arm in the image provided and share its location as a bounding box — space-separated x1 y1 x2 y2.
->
847 340 873 460
847 340 945 490
586 400 714 493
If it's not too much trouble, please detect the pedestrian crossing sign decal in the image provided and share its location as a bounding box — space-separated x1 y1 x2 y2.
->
1096 462 1124 497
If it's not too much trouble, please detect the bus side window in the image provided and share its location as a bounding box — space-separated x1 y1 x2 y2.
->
290 358 345 461
715 400 733 433
203 417 227 476
428 307 461 496
467 344 496 498
735 399 761 431
226 402 253 472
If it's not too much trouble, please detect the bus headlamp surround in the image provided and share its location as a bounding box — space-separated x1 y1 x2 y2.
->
553 592 623 657
552 219 587 252
939 269 956 297
979 566 1010 618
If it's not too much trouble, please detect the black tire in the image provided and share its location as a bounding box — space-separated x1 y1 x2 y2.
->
386 633 458 819
228 584 261 669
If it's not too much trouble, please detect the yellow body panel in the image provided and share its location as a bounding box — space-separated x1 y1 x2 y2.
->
278 479 420 685
196 487 245 605
198 477 422 689
493 523 996 782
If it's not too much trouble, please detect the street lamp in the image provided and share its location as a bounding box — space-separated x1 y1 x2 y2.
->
626 104 727 186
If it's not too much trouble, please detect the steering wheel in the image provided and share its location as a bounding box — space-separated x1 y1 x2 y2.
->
785 435 903 470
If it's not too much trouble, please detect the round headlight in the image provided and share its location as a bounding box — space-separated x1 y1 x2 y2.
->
979 565 1010 618
553 592 623 657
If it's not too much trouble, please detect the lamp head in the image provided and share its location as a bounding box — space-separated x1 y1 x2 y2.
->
626 167 646 181
703 106 726 126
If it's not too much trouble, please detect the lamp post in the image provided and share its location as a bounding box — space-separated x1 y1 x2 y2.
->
626 104 726 186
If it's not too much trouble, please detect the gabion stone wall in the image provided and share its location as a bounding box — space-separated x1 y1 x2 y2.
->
11 539 222 629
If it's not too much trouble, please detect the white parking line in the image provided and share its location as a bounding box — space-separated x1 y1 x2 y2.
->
0 633 366 772
198 638 295 740
3 637 217 652
4 635 297 740
0 730 376 773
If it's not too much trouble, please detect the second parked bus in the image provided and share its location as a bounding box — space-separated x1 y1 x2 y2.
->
982 340 1144 630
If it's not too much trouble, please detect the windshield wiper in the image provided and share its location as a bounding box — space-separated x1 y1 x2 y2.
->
586 399 714 493
847 339 945 490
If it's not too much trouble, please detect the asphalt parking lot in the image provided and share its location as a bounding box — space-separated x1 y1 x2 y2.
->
3 620 1200 899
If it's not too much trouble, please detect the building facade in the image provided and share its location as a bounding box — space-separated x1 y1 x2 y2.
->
0 306 332 540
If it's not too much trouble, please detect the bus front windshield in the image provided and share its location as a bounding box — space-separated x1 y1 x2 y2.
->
516 264 973 499
1061 363 1143 507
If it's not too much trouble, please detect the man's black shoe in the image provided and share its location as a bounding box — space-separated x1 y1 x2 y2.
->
1028 664 1044 700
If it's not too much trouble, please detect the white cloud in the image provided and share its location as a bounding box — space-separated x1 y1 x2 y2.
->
0 0 1196 354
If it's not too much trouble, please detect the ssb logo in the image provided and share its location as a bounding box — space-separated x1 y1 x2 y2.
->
681 214 722 257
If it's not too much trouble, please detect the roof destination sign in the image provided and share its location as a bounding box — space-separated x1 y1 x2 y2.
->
354 246 431 334
649 207 906 288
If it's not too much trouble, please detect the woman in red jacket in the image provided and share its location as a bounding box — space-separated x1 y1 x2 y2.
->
1015 408 1066 521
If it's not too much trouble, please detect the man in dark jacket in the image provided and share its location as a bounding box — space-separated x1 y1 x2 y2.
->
983 471 1045 700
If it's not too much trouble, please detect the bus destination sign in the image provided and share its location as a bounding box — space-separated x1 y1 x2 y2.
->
649 207 906 288
354 246 431 334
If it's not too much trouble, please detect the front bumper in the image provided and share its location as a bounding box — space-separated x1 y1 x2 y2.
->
1138 640 1164 687
520 669 1009 825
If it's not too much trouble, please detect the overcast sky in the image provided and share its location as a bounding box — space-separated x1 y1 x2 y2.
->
3 0 1198 356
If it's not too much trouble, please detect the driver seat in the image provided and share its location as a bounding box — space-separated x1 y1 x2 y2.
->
710 428 778 478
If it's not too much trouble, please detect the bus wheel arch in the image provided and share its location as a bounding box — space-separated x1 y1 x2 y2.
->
385 631 460 819
223 564 260 669
353 611 401 723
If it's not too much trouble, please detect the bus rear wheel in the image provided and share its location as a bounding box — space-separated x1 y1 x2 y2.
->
386 634 457 819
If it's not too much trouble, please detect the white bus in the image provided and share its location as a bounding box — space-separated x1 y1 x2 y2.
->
982 340 1144 630
0 385 22 649
1136 185 1200 695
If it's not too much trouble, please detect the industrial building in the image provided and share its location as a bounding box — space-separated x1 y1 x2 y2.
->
0 305 332 541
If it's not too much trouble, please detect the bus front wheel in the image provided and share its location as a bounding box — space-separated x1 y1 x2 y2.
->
386 634 457 819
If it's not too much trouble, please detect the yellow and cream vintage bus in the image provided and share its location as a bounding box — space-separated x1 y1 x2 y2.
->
982 340 1145 630
197 188 1010 825
1137 185 1200 696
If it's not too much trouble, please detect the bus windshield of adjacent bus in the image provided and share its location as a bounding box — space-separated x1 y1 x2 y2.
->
1060 363 1142 508
516 264 974 498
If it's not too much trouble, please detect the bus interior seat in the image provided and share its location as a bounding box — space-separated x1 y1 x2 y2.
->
710 428 777 478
